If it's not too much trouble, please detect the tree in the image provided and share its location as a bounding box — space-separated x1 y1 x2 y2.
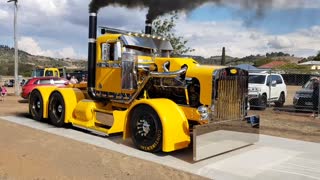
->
314 51 320 61
152 12 194 56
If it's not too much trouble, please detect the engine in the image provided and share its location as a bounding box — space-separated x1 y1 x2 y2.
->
147 77 201 107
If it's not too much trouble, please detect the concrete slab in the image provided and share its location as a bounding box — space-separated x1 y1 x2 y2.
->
1 116 320 180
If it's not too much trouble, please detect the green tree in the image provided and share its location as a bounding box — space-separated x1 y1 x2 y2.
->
314 51 320 61
152 12 194 56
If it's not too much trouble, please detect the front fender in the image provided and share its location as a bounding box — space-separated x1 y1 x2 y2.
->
124 99 190 152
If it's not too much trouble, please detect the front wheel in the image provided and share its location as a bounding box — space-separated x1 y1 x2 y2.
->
29 90 43 121
275 93 285 107
130 105 162 152
258 94 267 110
48 92 66 127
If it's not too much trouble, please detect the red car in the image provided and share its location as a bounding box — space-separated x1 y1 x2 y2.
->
21 77 68 99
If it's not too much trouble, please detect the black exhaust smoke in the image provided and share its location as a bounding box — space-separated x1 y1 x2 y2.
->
89 0 276 23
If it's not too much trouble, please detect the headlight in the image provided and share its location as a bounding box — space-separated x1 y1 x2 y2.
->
197 106 209 120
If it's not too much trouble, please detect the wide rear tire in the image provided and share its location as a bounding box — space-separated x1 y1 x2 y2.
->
48 92 66 127
130 105 162 152
29 90 44 121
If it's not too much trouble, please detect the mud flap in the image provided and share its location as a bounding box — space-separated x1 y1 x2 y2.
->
193 115 260 161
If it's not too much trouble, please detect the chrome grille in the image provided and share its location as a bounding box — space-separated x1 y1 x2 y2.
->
212 69 248 121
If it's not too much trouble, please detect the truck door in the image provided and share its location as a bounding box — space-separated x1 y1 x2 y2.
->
95 41 122 93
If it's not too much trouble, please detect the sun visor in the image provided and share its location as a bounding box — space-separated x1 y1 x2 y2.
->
120 35 157 49
153 39 173 51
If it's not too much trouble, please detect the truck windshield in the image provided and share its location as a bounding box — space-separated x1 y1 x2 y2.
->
32 69 44 77
249 75 266 84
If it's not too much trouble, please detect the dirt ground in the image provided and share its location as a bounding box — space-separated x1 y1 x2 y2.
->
0 86 320 179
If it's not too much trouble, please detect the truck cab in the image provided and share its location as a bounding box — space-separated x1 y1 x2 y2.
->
32 67 66 78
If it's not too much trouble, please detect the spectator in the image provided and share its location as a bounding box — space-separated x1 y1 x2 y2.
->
70 76 78 84
311 77 320 117
67 73 71 80
1 85 7 101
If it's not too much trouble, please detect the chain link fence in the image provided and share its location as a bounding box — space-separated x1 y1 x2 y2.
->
247 69 320 117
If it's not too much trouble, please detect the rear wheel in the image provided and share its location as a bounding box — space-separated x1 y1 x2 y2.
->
275 93 285 107
130 105 162 152
29 90 43 121
48 92 65 127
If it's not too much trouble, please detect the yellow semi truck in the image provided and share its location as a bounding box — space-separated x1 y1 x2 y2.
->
28 11 259 160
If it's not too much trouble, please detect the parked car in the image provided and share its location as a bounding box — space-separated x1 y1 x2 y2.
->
4 79 14 87
248 72 287 110
21 77 68 99
293 77 318 109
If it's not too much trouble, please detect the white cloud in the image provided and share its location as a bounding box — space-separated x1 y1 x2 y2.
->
0 9 9 20
20 0 68 17
174 14 320 58
268 36 294 49
18 37 55 57
58 47 77 58
18 36 79 59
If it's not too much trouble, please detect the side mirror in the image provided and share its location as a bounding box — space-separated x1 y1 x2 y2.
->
271 80 277 86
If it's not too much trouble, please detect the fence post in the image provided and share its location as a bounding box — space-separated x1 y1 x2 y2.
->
268 69 272 107
317 80 320 119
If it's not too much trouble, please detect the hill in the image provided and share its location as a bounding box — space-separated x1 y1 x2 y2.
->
0 45 87 77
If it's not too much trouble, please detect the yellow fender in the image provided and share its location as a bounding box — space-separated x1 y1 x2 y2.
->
53 88 85 123
124 99 190 152
34 86 59 118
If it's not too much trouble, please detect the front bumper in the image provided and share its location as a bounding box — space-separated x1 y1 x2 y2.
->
248 92 262 105
293 96 313 109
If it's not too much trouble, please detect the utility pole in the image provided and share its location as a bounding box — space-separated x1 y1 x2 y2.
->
221 47 226 65
8 0 19 96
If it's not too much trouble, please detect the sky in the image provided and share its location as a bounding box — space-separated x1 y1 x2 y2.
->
0 0 320 59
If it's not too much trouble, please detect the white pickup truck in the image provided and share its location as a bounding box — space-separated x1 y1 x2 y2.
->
248 72 287 110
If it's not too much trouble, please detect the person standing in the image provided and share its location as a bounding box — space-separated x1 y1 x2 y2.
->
1 85 7 101
311 77 320 117
70 76 78 84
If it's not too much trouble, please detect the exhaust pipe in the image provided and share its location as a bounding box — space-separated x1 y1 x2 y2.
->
145 19 152 34
88 12 97 99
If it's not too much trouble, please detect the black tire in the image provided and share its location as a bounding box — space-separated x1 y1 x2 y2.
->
130 105 162 152
48 92 66 127
275 93 285 107
258 94 267 110
29 90 43 121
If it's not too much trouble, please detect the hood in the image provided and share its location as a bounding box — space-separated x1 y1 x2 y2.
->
248 83 265 88
296 88 313 94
